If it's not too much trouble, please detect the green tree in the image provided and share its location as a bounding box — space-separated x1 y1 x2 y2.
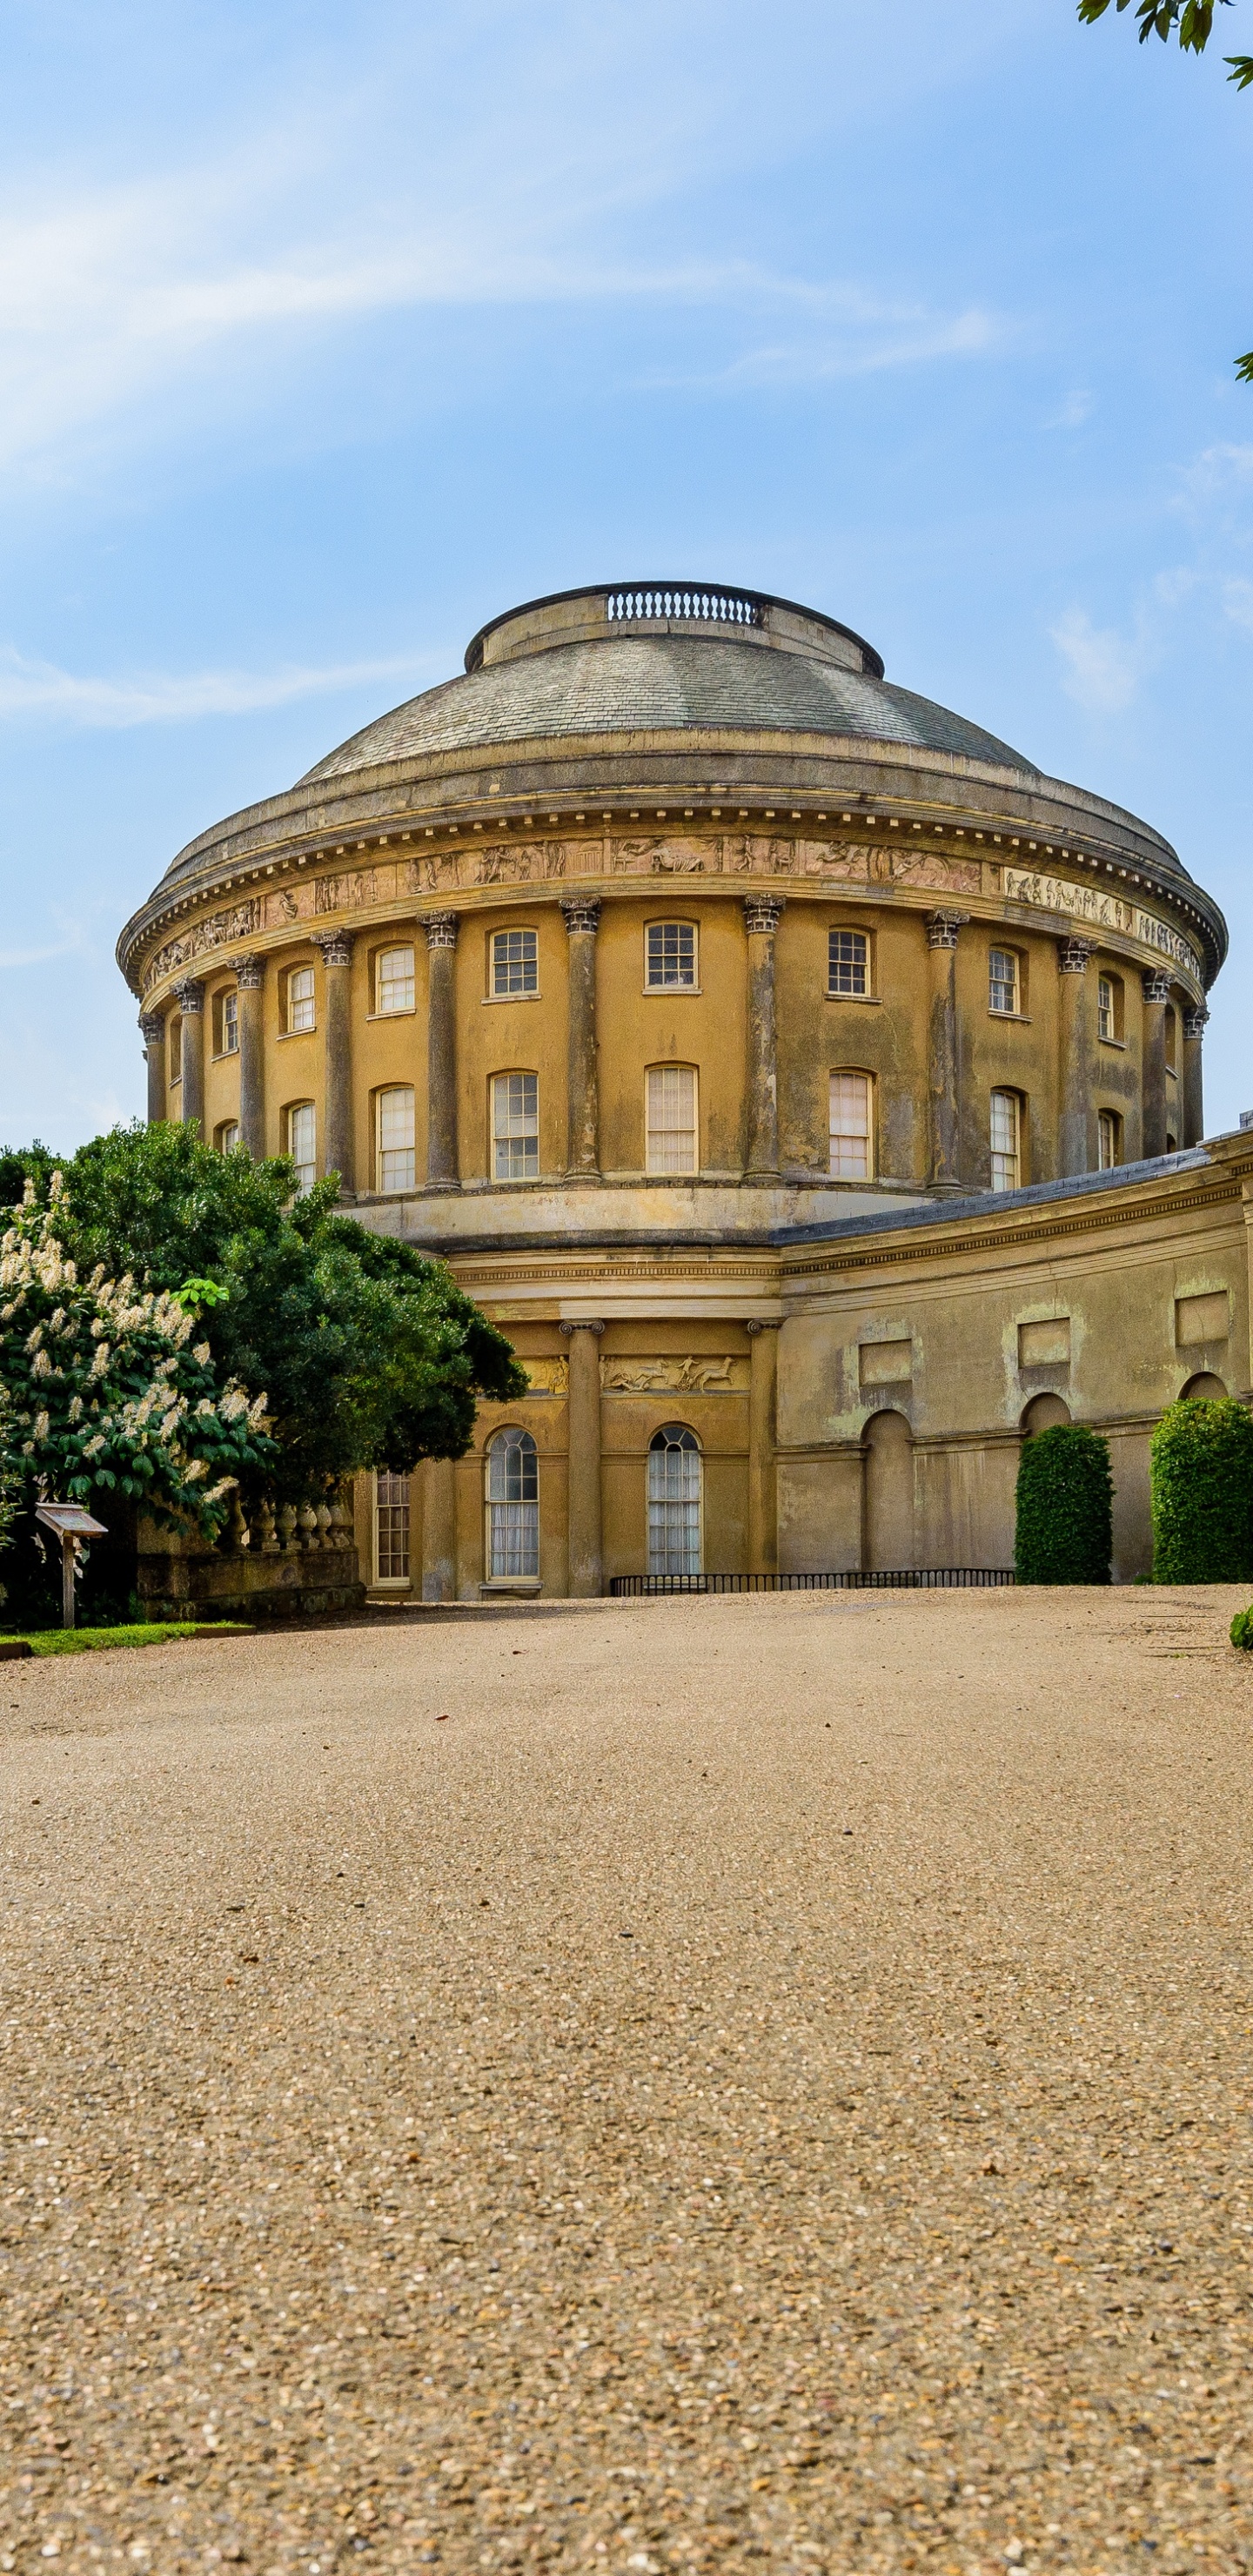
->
1150 1396 1253 1580
10 1123 526 1504
1015 1422 1115 1584
1079 0 1253 375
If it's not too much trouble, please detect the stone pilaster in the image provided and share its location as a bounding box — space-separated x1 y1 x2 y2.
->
139 1013 165 1127
746 1320 781 1577
173 977 204 1134
743 893 785 1181
313 931 355 1192
421 1453 458 1602
421 914 459 1188
1183 1003 1209 1148
560 896 601 1177
234 955 266 1157
561 1319 606 1596
1142 969 1172 1159
925 913 968 1191
1057 936 1094 1178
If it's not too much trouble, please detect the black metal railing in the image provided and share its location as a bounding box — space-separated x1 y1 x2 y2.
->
608 1569 1015 1597
605 586 765 630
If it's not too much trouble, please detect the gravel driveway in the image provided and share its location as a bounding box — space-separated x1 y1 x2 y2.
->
2 1586 1252 2575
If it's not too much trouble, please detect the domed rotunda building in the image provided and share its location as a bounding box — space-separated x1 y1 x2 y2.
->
117 581 1246 1594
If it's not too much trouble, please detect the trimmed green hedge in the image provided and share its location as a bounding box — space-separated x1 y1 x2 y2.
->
1150 1398 1253 1584
1015 1423 1113 1585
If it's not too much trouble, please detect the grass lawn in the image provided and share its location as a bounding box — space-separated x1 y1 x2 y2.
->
2 1621 253 1657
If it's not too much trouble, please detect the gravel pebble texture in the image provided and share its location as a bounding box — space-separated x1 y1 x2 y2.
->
2 1587 1252 2576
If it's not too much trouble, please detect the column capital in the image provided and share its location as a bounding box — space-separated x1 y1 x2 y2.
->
926 910 969 950
746 1318 781 1336
419 911 459 951
559 896 602 936
1057 936 1093 973
173 976 204 1012
138 1012 164 1044
559 1318 606 1336
743 892 786 936
313 929 355 969
1142 968 1172 1004
234 953 266 990
1183 1002 1209 1038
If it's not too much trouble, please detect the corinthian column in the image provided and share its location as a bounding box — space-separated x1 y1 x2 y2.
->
174 977 204 1134
560 896 601 1177
1057 936 1094 1177
1183 1003 1209 1147
926 913 968 1191
235 955 266 1157
561 1319 605 1595
421 913 459 1187
746 1320 781 1577
743 892 785 1180
140 1013 165 1126
1142 969 1171 1159
313 931 355 1193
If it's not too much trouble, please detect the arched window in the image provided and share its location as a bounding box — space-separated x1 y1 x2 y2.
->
377 1084 416 1191
1021 1393 1071 1436
486 1426 539 1577
1180 1372 1227 1402
286 1102 316 1194
647 1425 701 1576
215 1120 241 1154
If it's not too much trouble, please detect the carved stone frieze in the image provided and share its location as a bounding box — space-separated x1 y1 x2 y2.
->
600 1353 747 1393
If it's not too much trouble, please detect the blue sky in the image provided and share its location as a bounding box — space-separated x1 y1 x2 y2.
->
2 0 1251 1147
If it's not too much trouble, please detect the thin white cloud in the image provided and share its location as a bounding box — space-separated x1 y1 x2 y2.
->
1050 608 1153 715
678 305 997 389
0 940 81 969
0 648 440 729
1044 389 1093 430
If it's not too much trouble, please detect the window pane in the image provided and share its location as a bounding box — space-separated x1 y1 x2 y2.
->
289 967 315 1033
647 922 696 988
647 1064 697 1173
378 1085 416 1191
647 1427 701 1575
990 1090 1018 1191
487 1428 539 1576
989 948 1017 1015
223 990 238 1054
1098 1110 1117 1171
289 1103 316 1192
169 1018 182 1083
376 1471 411 1580
828 929 868 996
828 1071 870 1178
218 1122 240 1154
492 1072 539 1180
1097 976 1114 1042
378 946 415 1013
492 929 539 996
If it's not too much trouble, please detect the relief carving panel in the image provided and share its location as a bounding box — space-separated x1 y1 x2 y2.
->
600 1354 748 1393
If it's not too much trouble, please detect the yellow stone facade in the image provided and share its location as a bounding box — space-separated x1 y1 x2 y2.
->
116 582 1234 1593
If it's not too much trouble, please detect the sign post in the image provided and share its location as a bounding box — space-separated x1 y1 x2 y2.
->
34 1503 108 1631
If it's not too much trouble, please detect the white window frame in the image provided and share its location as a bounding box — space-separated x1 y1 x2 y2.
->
377 1084 416 1192
1098 1109 1119 1171
988 947 1020 1016
828 929 869 997
486 1426 539 1579
646 1063 698 1175
216 1120 241 1154
376 945 415 1016
374 1470 411 1585
287 1102 316 1194
221 989 239 1056
828 1070 874 1180
492 1071 539 1181
990 1089 1021 1191
491 929 539 998
1097 973 1116 1043
645 921 698 991
287 965 316 1036
647 1425 702 1578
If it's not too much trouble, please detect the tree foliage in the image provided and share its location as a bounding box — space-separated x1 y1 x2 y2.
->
1150 1395 1253 1580
1078 0 1253 375
0 1124 526 1503
1015 1423 1114 1585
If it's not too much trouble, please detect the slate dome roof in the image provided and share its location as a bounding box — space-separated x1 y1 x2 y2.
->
298 581 1040 788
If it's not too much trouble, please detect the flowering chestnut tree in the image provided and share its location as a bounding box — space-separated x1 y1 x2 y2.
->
0 1178 273 1535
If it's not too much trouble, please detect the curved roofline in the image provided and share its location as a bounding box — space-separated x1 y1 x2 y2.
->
463 581 886 681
